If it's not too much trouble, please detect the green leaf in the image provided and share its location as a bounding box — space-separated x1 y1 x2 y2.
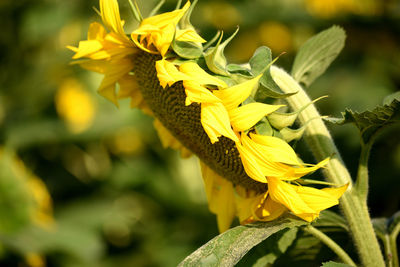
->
204 28 239 76
252 228 298 266
320 261 353 267
325 92 400 144
291 26 346 87
178 215 307 267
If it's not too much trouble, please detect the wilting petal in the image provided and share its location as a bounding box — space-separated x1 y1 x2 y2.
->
267 177 315 216
201 102 238 143
200 161 236 233
183 81 221 105
100 0 126 37
249 133 301 166
155 59 189 88
288 157 330 180
229 103 283 132
214 74 262 111
235 141 268 183
179 62 227 88
239 133 296 179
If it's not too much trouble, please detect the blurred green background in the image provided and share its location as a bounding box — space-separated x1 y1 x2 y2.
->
0 0 399 266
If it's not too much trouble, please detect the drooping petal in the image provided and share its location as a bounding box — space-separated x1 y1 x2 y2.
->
249 133 301 166
155 59 189 88
214 74 262 111
200 161 236 233
267 177 315 216
179 62 227 88
229 103 283 132
183 81 221 105
201 102 238 143
289 183 348 221
238 133 296 180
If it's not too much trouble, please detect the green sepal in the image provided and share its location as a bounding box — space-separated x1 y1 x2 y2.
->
268 96 327 129
204 31 222 50
204 27 239 76
179 0 197 30
249 46 272 76
291 26 346 87
255 118 274 136
279 126 305 143
325 91 400 145
254 53 296 101
171 39 203 59
226 64 252 76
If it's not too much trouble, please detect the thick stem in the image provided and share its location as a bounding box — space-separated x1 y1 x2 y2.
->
271 66 385 267
304 225 356 266
355 141 372 202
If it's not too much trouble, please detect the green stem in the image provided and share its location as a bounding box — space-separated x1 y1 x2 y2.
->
355 141 372 202
272 66 385 267
304 225 356 266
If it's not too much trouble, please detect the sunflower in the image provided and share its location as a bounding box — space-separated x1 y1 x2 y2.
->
69 0 347 233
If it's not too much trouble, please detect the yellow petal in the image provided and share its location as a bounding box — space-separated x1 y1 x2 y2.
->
201 102 238 143
139 1 190 29
253 193 287 222
87 22 107 41
71 40 103 59
200 161 236 233
155 59 189 88
249 133 301 166
229 103 283 132
239 133 295 179
179 62 227 88
152 24 176 56
214 74 262 111
235 141 268 183
176 29 207 43
183 81 221 105
267 177 315 215
289 157 330 180
100 0 126 37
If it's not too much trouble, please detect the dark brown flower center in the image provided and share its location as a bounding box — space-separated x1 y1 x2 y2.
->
132 52 267 193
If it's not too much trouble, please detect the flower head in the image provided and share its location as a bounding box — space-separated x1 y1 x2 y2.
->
70 0 347 233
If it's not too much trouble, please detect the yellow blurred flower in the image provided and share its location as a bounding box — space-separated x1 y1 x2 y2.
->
55 79 96 134
305 0 382 18
258 21 292 53
202 1 241 31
